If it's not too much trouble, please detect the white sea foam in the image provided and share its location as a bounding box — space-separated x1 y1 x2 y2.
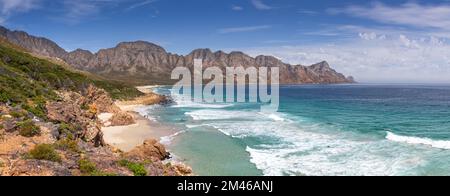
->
245 130 428 176
186 124 204 129
170 89 233 109
172 102 233 109
185 109 290 123
386 131 450 150
189 109 429 176
260 112 289 122
186 110 256 120
160 131 187 145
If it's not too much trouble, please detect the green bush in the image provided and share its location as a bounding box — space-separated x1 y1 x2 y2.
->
78 159 97 174
0 92 8 103
29 144 61 162
17 119 41 137
10 110 27 118
78 158 116 176
80 104 89 111
54 139 80 153
118 159 147 176
58 123 77 140
23 104 46 120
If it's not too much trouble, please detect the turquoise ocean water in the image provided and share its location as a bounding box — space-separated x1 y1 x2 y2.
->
137 84 450 176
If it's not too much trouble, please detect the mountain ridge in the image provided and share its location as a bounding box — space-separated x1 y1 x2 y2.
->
0 26 355 85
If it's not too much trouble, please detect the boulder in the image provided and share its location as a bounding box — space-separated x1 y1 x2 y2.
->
173 163 193 176
2 119 16 132
109 112 135 126
125 139 170 161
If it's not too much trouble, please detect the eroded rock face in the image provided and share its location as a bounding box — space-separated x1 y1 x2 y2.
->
125 139 170 162
83 85 120 114
45 87 116 146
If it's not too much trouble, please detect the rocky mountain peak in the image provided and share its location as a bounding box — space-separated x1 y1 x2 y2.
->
190 48 214 57
115 41 166 53
0 26 356 84
71 48 94 55
309 61 332 71
0 26 67 58
255 55 283 67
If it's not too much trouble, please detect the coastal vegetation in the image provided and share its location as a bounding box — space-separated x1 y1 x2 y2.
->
0 38 193 176
28 144 62 163
118 159 148 176
17 119 41 137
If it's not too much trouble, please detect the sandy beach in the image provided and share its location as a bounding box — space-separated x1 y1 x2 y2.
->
101 86 174 152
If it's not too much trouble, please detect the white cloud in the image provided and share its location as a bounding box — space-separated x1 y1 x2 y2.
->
251 0 272 10
359 32 386 40
126 0 156 11
232 5 243 11
240 34 450 83
330 2 450 30
218 25 271 34
0 0 40 23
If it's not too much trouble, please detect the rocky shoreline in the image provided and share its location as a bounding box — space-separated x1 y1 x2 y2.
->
0 85 192 176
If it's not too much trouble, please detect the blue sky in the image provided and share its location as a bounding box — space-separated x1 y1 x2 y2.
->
2 0 450 82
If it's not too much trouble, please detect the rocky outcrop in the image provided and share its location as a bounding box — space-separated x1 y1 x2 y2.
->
46 87 111 146
0 26 355 85
109 112 135 126
124 139 170 161
83 85 120 114
123 139 193 176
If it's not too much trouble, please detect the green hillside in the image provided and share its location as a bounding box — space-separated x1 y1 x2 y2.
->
0 39 143 118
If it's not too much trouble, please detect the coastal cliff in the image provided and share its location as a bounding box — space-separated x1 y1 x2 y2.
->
0 26 355 85
0 38 191 176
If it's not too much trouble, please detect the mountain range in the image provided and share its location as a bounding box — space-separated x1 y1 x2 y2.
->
0 26 354 85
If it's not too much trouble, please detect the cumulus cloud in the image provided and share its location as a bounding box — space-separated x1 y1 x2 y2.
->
241 34 450 83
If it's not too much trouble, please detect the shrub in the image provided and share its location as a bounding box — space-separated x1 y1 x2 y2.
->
17 119 41 137
54 139 80 153
80 104 89 111
78 159 97 174
58 123 77 140
78 158 116 176
10 110 27 118
118 159 147 176
0 92 8 103
29 144 61 162
23 103 46 120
